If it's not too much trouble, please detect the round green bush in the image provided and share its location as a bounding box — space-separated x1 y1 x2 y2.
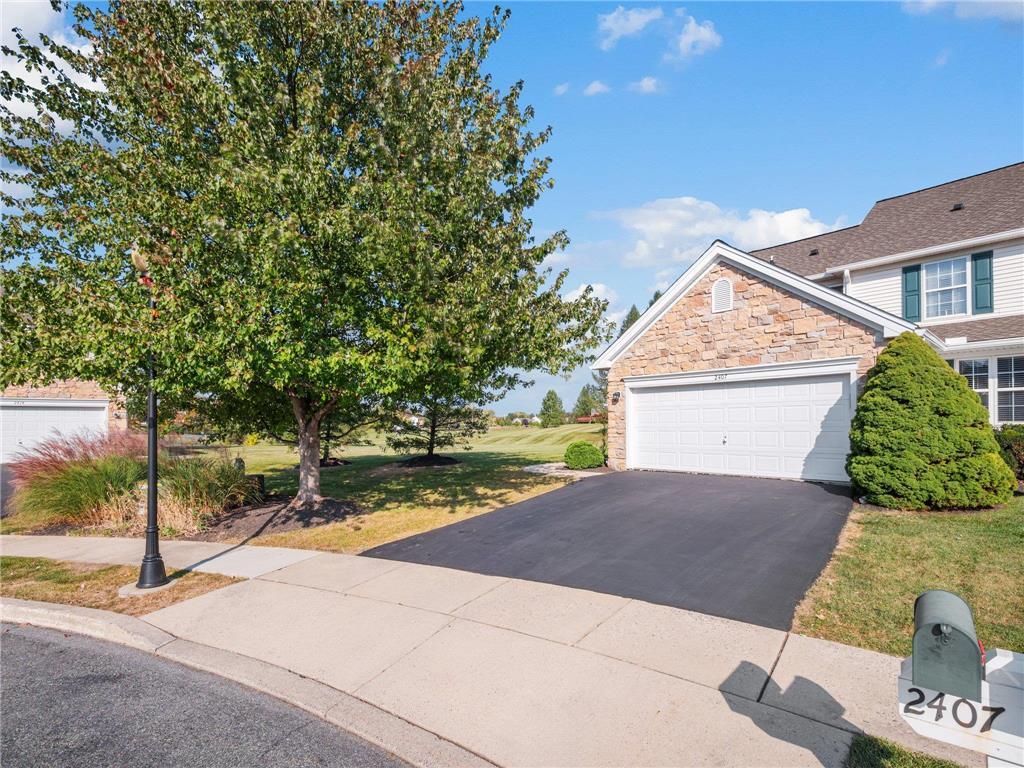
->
847 332 1015 509
564 440 604 470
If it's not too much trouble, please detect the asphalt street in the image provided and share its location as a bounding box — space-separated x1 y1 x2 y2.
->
0 623 407 768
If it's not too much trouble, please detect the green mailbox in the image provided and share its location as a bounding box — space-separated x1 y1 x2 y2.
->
912 590 983 702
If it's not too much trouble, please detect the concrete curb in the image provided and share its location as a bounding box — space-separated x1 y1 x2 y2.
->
0 597 175 652
0 598 495 768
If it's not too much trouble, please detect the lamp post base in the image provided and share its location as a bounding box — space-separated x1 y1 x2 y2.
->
136 556 169 589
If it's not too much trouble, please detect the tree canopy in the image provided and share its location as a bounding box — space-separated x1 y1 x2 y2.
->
1 1 607 504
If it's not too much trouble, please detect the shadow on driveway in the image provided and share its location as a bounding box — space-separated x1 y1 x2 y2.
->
364 471 852 630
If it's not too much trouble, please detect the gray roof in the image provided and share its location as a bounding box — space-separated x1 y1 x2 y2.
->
927 315 1024 343
751 163 1024 276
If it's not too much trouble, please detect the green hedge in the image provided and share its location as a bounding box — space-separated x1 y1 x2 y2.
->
847 332 1015 509
564 440 604 470
995 424 1024 481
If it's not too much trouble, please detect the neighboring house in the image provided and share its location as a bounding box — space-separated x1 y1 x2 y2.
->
593 163 1023 482
0 381 127 464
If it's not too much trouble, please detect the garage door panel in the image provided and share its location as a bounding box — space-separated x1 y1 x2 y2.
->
1 401 109 464
629 373 852 482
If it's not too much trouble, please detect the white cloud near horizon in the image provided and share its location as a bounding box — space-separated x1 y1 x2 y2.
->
902 0 1024 21
667 14 723 60
597 6 664 51
553 82 570 96
602 195 842 268
583 79 610 96
628 76 661 93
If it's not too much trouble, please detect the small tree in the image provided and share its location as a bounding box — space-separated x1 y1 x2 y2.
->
619 305 641 337
572 384 602 418
387 396 489 459
847 332 1015 509
539 390 565 428
647 290 663 308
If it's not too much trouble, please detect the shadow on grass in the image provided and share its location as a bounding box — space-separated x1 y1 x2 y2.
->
258 450 565 516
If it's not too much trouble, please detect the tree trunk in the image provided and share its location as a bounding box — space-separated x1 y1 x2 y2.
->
427 409 438 457
290 396 322 506
321 420 332 463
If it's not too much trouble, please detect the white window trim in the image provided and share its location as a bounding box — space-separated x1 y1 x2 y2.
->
923 255 970 321
948 354 1024 425
996 355 1024 425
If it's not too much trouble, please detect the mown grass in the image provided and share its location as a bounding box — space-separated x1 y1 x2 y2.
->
795 496 1024 656
845 735 963 768
0 556 238 616
212 423 603 553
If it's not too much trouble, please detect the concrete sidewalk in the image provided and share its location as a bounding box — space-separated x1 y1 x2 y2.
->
0 535 979 767
0 534 318 577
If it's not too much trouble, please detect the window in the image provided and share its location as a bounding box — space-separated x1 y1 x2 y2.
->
924 256 968 318
997 356 1024 422
711 278 733 313
959 359 989 406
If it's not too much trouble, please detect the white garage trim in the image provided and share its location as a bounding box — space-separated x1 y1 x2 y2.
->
624 358 860 482
0 398 109 408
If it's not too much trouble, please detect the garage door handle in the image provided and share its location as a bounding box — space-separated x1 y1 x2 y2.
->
722 435 727 445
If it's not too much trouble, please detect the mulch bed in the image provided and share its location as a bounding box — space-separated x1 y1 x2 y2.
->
399 455 460 467
185 496 361 543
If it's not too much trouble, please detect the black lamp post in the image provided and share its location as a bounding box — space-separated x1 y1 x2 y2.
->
135 262 168 589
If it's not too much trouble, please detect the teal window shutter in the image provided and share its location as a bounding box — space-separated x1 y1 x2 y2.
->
902 264 921 321
971 251 993 314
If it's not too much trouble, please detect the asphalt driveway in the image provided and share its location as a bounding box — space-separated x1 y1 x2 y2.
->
364 471 851 630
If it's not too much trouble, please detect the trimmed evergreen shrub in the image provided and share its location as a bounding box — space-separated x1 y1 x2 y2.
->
994 424 1024 481
564 440 604 470
847 332 1015 509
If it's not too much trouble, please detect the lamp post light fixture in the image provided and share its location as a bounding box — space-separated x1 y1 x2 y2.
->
133 251 168 589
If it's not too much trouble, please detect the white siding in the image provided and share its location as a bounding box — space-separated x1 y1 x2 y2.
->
844 237 1024 324
992 239 1024 318
847 266 902 315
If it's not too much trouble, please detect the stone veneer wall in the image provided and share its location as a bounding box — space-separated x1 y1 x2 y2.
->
605 262 885 470
2 380 127 432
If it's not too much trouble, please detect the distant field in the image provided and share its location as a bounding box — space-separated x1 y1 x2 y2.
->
208 422 604 474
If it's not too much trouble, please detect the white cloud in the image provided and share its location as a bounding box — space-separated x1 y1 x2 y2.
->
933 48 952 67
602 195 841 268
902 1 1024 21
597 6 664 50
628 76 661 93
2 1 102 132
583 80 610 96
667 14 723 60
553 82 570 96
565 282 619 306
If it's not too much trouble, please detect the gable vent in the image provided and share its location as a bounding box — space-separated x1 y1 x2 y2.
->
711 278 733 313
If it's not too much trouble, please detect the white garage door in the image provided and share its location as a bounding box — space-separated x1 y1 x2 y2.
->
629 374 852 482
0 399 109 464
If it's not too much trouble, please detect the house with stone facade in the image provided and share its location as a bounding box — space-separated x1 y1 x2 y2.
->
593 162 1023 482
0 381 127 464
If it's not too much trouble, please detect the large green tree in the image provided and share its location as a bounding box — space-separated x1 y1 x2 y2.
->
1 1 606 505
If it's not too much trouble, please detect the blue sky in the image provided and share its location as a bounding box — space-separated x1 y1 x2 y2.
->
479 1 1023 414
4 1 1022 415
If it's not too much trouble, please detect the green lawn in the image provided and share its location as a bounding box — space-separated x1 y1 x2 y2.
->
794 497 1024 656
845 735 963 768
203 423 603 552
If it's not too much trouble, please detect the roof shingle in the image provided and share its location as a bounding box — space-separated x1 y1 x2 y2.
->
751 163 1024 276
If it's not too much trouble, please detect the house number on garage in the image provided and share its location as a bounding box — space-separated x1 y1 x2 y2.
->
713 374 727 381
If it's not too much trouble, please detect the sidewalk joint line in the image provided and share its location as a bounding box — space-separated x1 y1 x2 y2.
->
352 617 456 695
447 576 511 614
572 598 634 647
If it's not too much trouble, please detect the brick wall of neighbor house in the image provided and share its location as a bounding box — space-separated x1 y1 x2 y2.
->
606 262 886 470
2 380 128 432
